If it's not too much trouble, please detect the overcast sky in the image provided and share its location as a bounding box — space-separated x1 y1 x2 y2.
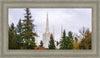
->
8 8 92 45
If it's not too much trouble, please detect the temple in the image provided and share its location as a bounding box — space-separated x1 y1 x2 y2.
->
42 13 50 48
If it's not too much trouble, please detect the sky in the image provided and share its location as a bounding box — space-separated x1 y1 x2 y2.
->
8 8 92 45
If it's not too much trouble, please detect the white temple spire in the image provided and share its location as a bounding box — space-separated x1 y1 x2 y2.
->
61 25 63 38
53 25 57 49
42 12 50 48
46 12 49 32
53 25 55 37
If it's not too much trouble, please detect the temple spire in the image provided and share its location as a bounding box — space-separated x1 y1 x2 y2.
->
61 25 63 38
46 12 49 32
43 12 50 48
53 25 55 37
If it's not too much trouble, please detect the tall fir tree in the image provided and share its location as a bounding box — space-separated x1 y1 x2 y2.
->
39 40 43 47
48 34 56 49
21 8 37 49
60 30 67 49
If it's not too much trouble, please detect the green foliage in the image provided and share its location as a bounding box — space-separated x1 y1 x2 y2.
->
48 34 56 49
8 26 19 49
11 23 17 39
75 37 78 42
21 8 37 49
11 23 14 30
13 19 23 49
56 41 59 46
60 30 73 49
24 40 36 49
17 19 22 33
60 30 67 49
39 40 43 47
8 8 37 49
9 38 19 49
66 31 73 49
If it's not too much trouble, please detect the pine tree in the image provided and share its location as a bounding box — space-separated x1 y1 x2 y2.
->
17 19 22 33
60 30 67 49
56 41 59 46
39 40 43 47
8 24 18 49
60 30 73 49
66 31 73 49
11 23 14 30
21 8 37 49
11 23 17 38
75 37 78 43
48 34 56 49
16 19 23 48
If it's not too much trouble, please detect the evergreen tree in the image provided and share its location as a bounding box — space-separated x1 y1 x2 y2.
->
16 19 23 48
8 25 18 49
60 30 67 49
11 23 17 38
75 37 78 43
48 34 56 49
11 23 14 30
21 8 37 49
56 41 59 46
17 19 22 33
60 30 74 49
39 40 43 47
66 31 73 49
68 31 73 42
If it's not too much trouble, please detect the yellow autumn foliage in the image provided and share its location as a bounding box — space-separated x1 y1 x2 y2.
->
73 42 80 49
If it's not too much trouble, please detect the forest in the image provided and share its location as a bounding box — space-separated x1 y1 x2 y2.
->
8 8 91 50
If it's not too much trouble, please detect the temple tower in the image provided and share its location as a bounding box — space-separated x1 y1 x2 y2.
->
42 13 50 48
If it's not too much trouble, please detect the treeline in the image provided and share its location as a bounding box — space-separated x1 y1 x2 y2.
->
59 28 91 49
47 27 91 49
9 8 91 50
9 8 37 49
